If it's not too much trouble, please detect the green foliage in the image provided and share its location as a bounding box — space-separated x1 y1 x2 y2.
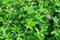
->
1 0 60 40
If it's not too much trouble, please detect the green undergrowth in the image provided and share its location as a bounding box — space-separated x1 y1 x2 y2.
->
0 0 60 40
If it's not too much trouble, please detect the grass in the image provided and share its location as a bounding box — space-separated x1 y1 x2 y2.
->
1 0 60 40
